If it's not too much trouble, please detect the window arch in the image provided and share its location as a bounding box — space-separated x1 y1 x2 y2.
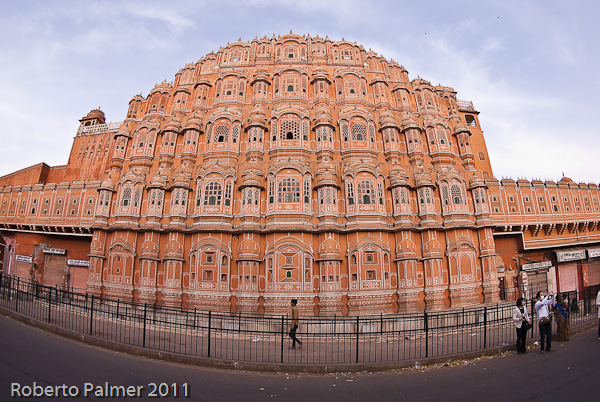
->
121 187 132 207
357 180 375 205
451 184 462 204
204 182 222 206
214 125 228 143
278 178 300 203
280 118 300 140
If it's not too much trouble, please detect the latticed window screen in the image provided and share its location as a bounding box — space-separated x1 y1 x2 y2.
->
269 180 275 203
351 123 366 141
442 186 450 205
278 178 300 202
357 180 375 204
204 182 222 206
342 124 349 141
304 179 310 203
121 187 132 206
280 120 300 140
451 184 462 204
224 183 232 206
196 186 202 206
232 126 239 143
214 125 229 143
347 182 355 205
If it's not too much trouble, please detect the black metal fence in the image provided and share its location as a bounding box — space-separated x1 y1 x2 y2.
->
0 273 597 367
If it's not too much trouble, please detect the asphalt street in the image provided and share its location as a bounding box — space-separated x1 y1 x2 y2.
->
1 314 598 402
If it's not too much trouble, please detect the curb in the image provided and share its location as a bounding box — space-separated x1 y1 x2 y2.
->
1 306 596 373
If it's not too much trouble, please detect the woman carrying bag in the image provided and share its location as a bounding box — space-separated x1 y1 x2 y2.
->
513 297 532 354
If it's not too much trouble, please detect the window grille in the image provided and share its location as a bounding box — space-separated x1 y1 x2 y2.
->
204 182 222 206
280 120 300 140
351 123 366 141
215 125 229 143
357 180 375 205
451 184 462 204
278 178 300 203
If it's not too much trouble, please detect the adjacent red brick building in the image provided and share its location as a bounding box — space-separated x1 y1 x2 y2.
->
1 34 599 314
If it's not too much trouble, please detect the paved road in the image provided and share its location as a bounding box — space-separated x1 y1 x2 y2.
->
1 315 598 401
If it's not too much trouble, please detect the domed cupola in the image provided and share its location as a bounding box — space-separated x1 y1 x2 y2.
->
183 113 203 132
238 236 261 260
379 108 399 130
388 165 410 188
318 235 341 260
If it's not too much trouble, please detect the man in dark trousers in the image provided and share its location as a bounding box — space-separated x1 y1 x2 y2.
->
289 299 303 349
535 290 555 353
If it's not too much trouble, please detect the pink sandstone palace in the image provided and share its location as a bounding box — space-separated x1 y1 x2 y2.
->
1 34 599 315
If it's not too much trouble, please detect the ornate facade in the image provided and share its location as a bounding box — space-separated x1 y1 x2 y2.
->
1 34 599 315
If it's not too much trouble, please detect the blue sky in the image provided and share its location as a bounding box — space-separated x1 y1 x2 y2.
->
1 0 598 183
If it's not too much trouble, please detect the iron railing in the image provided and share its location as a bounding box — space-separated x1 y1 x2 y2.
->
0 273 597 367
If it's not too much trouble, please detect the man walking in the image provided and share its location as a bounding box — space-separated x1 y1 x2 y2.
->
535 291 555 353
289 299 303 350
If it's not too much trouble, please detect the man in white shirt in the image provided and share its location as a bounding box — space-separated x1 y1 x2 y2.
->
535 291 555 353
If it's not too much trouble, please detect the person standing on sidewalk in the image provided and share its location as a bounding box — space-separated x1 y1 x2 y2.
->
513 297 531 354
535 291 555 354
289 299 303 350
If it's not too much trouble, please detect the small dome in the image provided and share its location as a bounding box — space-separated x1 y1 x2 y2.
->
162 116 181 133
379 109 399 129
184 114 203 131
238 237 260 259
559 176 573 183
401 114 420 131
318 236 341 259
81 109 106 124
100 177 114 191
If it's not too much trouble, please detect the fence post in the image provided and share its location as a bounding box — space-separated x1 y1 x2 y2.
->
483 306 488 349
143 303 147 348
89 294 94 335
355 315 360 363
15 277 20 313
207 311 212 358
424 311 429 358
281 315 285 364
48 287 52 323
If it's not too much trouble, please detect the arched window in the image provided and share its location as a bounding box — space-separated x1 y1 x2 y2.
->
121 187 132 207
451 184 462 204
347 182 355 205
204 182 222 206
280 119 300 140
351 123 366 141
357 180 375 205
278 178 300 203
214 125 229 143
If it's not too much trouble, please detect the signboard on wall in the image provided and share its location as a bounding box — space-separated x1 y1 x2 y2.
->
43 248 66 255
521 261 553 271
588 248 600 259
67 259 89 267
15 255 32 263
556 249 585 262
